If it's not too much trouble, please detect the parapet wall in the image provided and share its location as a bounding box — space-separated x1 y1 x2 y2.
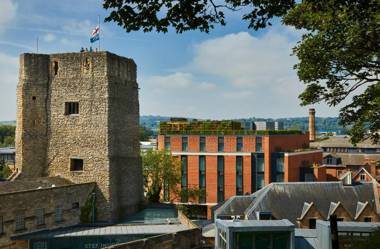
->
103 228 202 249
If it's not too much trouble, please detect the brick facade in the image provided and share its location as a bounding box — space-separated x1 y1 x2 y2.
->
159 133 322 218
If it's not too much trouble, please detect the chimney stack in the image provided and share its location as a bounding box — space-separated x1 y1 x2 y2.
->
309 108 316 142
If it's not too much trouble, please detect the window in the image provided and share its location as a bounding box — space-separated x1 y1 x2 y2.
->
259 212 273 220
236 136 243 152
164 136 170 150
256 136 262 152
53 61 59 75
218 136 224 152
217 156 224 202
35 208 45 226
360 174 366 181
336 217 344 222
253 153 265 192
364 217 372 222
65 102 79 115
256 175 264 190
236 156 243 195
181 156 188 202
0 216 3 234
199 156 206 203
15 214 25 231
55 206 63 223
309 218 316 229
70 158 83 171
199 136 206 152
276 157 284 182
182 136 188 152
72 202 79 209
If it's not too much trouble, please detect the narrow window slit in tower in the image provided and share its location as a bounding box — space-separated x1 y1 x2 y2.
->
53 61 59 75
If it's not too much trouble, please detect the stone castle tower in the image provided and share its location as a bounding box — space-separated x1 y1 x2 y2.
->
15 52 142 222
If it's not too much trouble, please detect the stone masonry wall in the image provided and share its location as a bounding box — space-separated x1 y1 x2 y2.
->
0 183 95 249
16 52 142 222
16 54 49 178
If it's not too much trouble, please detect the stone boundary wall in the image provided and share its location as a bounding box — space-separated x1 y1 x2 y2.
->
103 228 202 249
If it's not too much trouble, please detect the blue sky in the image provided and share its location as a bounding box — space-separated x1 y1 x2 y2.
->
0 0 342 121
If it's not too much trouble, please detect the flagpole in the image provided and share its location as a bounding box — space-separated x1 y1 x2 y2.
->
98 15 100 51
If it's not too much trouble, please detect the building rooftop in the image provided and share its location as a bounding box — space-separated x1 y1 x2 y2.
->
0 177 75 195
159 120 303 135
12 223 189 241
311 136 380 149
216 182 379 224
0 147 15 155
216 219 294 231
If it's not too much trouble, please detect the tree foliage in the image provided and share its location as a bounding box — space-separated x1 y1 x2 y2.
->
103 0 295 33
283 0 380 144
142 149 204 203
0 125 15 147
139 126 153 141
0 161 12 179
103 0 380 144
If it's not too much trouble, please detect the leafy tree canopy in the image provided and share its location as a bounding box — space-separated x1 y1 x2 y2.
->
103 0 380 144
0 125 15 147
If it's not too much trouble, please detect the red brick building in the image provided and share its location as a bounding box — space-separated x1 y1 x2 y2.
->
157 121 323 217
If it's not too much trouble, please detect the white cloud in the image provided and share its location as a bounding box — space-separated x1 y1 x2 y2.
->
0 0 17 33
141 28 341 118
42 33 56 43
191 31 298 88
0 52 18 120
145 72 216 91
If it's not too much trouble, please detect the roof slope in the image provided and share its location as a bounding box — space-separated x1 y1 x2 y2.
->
217 182 378 224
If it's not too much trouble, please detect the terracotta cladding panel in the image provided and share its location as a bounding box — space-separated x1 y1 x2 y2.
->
206 156 217 203
224 136 236 152
263 136 271 185
187 155 199 189
286 151 323 182
224 156 236 199
188 135 199 152
171 136 182 152
269 134 309 152
243 136 256 152
157 135 164 150
206 136 218 152
243 156 252 194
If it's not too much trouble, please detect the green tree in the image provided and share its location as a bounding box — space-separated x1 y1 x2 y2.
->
142 149 181 202
103 0 380 144
283 0 380 144
0 161 12 179
0 125 15 147
139 126 153 141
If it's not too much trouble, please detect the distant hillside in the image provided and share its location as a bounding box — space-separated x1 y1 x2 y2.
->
0 121 15 126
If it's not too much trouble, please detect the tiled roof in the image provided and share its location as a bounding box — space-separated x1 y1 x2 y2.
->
216 182 379 224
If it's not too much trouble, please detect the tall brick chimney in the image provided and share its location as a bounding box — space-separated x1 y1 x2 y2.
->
309 108 316 142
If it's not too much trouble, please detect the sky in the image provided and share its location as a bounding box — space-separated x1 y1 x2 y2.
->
0 0 343 121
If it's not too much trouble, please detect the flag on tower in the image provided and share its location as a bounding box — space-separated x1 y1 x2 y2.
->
90 26 100 43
